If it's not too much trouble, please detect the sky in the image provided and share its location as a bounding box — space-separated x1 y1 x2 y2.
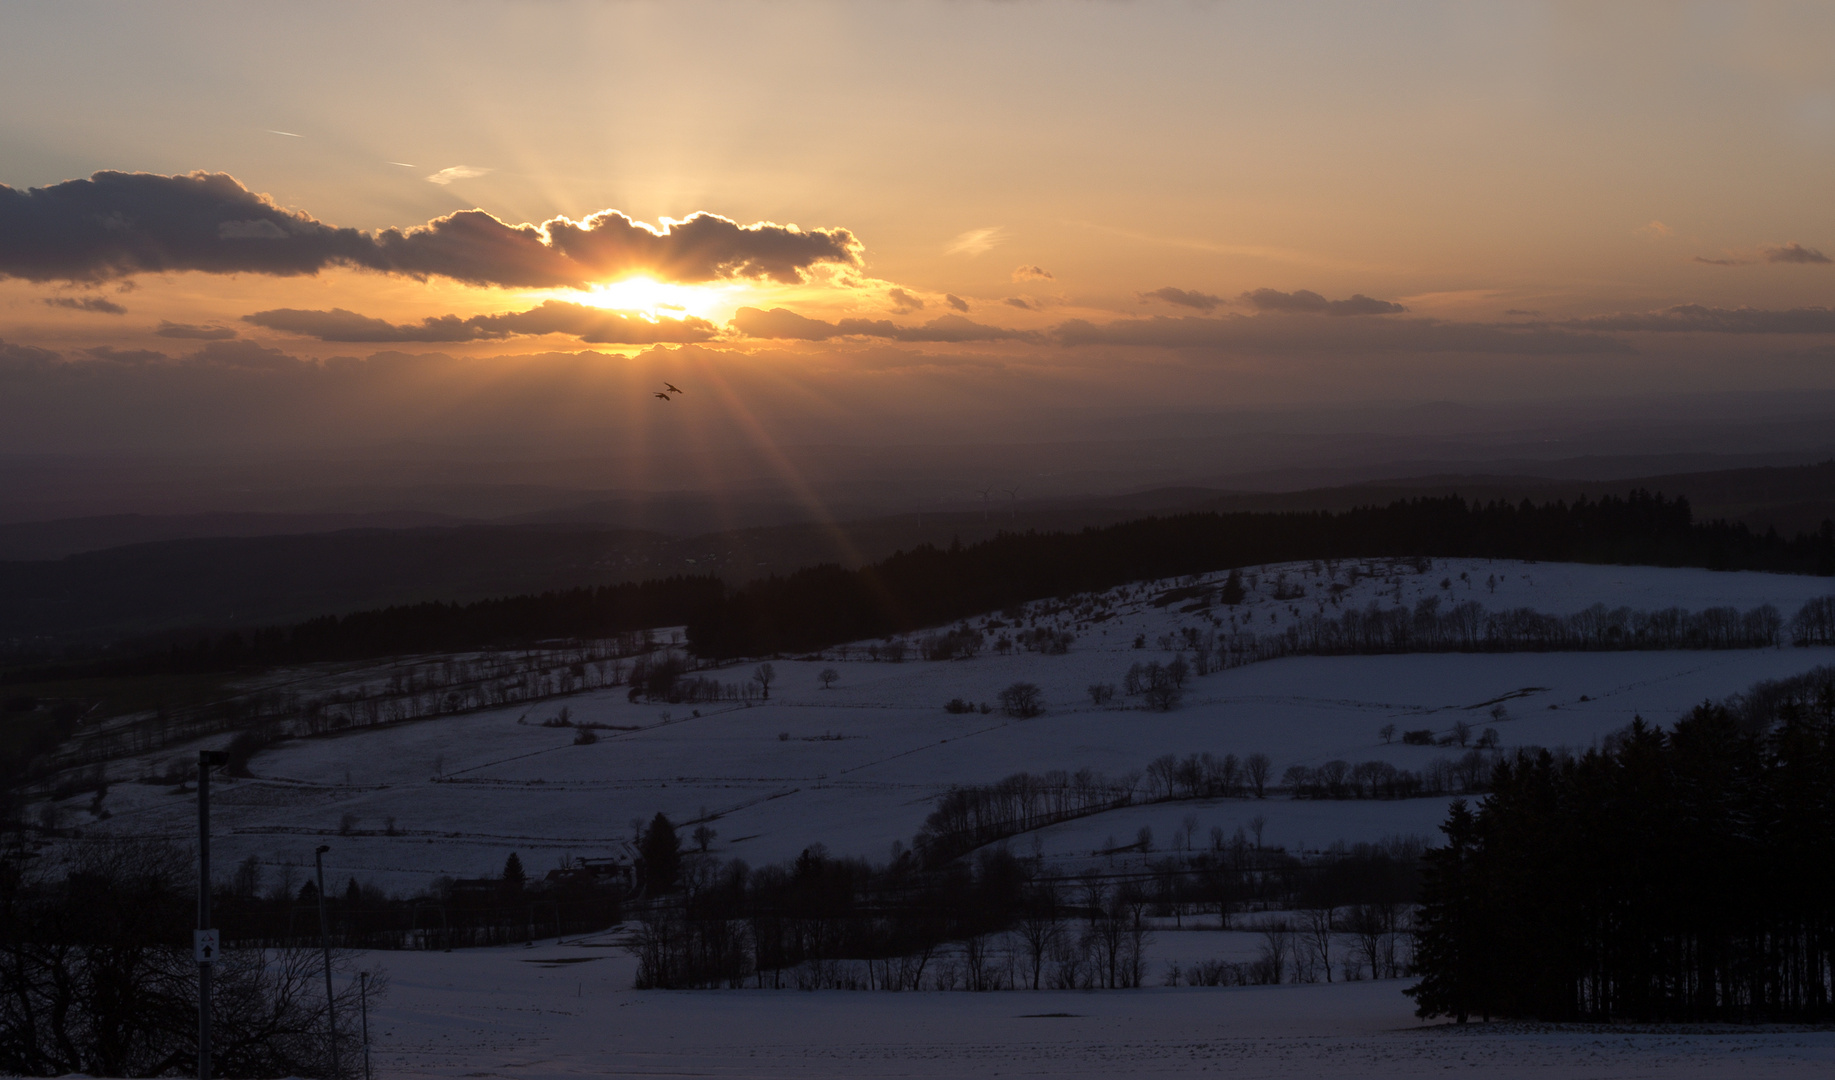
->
2 1 1834 458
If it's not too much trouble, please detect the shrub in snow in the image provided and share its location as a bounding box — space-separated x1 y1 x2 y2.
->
997 683 1044 718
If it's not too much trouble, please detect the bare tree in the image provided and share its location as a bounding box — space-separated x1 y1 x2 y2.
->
752 663 776 699
1245 753 1273 798
691 824 717 852
817 668 839 689
1300 904 1336 982
1379 723 1397 744
1249 814 1268 850
1255 919 1291 984
1015 875 1062 989
0 840 375 1078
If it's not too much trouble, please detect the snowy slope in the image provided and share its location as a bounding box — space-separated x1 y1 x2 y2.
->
65 558 1833 891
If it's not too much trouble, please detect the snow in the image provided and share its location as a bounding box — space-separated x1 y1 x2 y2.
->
35 558 1835 1074
355 936 1835 1078
69 559 1834 890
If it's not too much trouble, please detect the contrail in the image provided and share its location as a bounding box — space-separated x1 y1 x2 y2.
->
267 129 304 138
388 162 417 167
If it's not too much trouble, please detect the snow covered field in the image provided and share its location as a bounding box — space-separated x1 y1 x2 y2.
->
33 557 1835 1076
356 934 1835 1078
66 558 1833 890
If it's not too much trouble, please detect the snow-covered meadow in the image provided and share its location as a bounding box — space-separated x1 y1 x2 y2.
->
35 556 1835 1076
355 932 1835 1079
67 558 1833 890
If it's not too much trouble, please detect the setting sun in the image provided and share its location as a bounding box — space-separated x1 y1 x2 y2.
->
568 276 744 321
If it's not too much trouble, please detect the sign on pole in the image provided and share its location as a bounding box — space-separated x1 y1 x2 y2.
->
194 929 220 964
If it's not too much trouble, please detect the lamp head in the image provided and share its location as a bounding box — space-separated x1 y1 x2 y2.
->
316 844 331 855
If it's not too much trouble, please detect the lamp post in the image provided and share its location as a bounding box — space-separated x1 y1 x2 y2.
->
196 749 226 1080
314 844 338 1076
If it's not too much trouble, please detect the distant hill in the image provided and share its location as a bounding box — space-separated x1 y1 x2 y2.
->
1 462 1829 652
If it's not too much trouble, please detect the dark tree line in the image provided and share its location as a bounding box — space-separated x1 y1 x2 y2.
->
686 494 1835 657
11 492 1828 678
631 833 1420 991
5 575 724 679
1410 666 1835 1023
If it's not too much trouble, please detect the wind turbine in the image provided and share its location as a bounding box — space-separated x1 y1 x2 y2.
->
1002 487 1020 522
975 487 991 523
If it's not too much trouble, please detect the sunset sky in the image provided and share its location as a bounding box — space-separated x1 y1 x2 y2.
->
3 1 1834 457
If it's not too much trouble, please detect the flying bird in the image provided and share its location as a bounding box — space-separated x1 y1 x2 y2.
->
664 383 682 394
653 392 671 401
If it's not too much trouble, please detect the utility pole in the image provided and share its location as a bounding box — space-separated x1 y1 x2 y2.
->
315 844 339 1077
196 749 226 1080
358 971 372 1080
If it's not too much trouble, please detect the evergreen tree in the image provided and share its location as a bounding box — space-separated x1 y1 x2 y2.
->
640 814 682 893
502 851 526 890
1220 568 1246 606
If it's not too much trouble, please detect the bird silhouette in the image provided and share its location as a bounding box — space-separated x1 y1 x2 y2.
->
653 392 671 401
664 382 683 394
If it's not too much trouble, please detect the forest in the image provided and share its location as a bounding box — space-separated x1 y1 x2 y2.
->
1408 665 1835 1023
16 490 1827 677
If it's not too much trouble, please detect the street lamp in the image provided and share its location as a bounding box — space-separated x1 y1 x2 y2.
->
314 844 338 1077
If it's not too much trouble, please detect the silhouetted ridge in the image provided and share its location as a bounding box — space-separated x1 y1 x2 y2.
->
686 493 1834 657
16 491 1830 677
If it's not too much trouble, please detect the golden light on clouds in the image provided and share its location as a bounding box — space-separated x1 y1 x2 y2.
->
565 276 744 321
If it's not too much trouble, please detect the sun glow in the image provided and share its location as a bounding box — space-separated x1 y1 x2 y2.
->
567 276 747 321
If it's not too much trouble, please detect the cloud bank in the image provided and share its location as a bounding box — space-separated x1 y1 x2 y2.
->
1763 243 1831 265
1568 304 1835 334
43 295 126 314
0 171 861 287
1049 314 1628 354
1141 286 1224 312
1241 288 1407 315
155 321 238 340
732 307 1035 343
245 302 719 344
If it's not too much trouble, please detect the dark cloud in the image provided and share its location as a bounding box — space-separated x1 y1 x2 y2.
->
1241 288 1407 315
1692 256 1749 266
1012 265 1054 281
1049 314 1629 354
155 321 239 340
1567 304 1835 334
0 171 861 287
43 295 126 314
245 302 718 344
246 308 477 343
1763 242 1832 265
945 294 970 313
1502 308 1542 317
0 338 61 368
188 339 302 369
731 307 1034 343
887 288 925 314
472 302 719 344
1141 286 1224 312
82 345 172 365
1004 297 1035 310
